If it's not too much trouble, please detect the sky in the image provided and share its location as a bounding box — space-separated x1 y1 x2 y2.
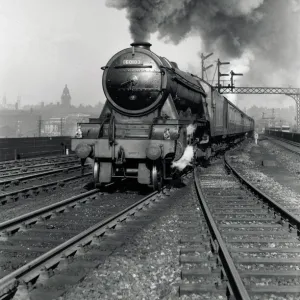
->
0 0 299 109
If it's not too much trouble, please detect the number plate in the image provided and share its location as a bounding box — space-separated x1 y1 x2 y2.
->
123 59 142 65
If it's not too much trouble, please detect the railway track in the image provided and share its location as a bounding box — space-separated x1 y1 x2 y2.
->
0 181 177 300
0 155 76 170
0 173 92 207
0 160 80 180
265 135 300 155
2 142 297 300
0 165 91 193
179 155 300 299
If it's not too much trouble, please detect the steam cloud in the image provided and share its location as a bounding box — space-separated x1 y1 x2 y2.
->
186 124 197 136
171 123 197 171
106 0 300 89
171 145 194 171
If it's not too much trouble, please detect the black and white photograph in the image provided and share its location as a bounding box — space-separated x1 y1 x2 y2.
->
0 0 300 299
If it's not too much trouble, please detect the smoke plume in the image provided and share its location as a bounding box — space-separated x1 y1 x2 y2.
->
105 0 266 57
106 0 300 90
171 145 194 171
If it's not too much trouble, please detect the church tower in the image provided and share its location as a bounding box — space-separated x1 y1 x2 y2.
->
61 84 71 107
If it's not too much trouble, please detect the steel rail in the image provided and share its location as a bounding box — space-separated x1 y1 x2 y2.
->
0 189 160 298
224 153 300 233
266 135 300 153
0 188 100 237
0 159 79 174
0 154 76 166
0 161 80 180
274 137 300 147
0 173 92 205
0 165 89 186
194 169 251 300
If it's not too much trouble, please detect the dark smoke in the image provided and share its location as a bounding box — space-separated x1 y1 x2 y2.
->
106 0 300 76
106 0 300 111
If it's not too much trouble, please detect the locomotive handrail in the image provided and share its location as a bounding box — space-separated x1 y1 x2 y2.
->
97 116 111 138
191 73 212 88
172 76 206 95
108 115 115 146
160 65 175 72
161 65 206 95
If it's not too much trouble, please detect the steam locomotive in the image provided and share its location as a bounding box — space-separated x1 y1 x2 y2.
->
72 42 254 190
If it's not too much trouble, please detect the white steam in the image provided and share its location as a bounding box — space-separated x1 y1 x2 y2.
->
171 145 194 171
224 49 255 106
230 49 255 74
172 124 197 171
186 124 197 136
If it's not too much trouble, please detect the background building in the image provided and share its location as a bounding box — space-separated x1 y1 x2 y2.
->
0 84 103 137
40 114 89 136
0 110 40 137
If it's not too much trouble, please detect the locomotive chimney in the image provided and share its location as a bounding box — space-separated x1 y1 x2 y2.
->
130 42 152 50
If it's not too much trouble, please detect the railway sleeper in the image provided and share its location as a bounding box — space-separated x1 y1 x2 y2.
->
248 285 300 295
179 283 227 296
219 223 282 229
213 212 269 216
240 270 300 278
181 268 220 278
212 207 265 211
217 216 275 222
227 237 299 243
235 257 300 265
221 229 297 237
230 247 300 253
180 256 215 264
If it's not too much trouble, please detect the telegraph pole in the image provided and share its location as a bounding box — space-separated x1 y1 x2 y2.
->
217 59 230 92
201 52 214 80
